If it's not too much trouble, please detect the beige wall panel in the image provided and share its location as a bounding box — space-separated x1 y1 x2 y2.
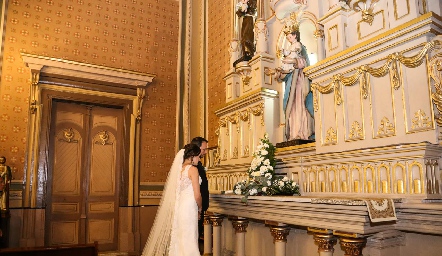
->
342 79 365 141
369 75 396 139
319 92 338 146
357 10 386 40
400 59 434 134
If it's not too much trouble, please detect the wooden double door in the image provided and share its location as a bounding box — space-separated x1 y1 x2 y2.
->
45 101 124 251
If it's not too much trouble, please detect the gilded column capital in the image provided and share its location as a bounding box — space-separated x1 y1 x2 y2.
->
313 233 337 253
232 219 249 233
203 214 211 225
270 226 290 243
339 237 367 256
210 215 224 227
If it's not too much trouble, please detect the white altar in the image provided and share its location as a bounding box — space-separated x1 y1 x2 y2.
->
205 1 442 256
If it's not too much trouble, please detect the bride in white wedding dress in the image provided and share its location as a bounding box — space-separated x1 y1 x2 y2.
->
142 144 203 256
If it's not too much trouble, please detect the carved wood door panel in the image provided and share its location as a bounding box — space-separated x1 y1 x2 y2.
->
46 101 123 251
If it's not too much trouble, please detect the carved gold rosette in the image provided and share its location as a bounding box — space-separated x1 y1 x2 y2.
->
313 234 337 253
270 226 290 243
232 219 249 233
210 216 224 227
339 237 367 256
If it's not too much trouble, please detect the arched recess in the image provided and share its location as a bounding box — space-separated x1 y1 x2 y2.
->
22 53 155 208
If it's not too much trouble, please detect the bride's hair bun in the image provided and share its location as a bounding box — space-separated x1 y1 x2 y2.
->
183 144 201 159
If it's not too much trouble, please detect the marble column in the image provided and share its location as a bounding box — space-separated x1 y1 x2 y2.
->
313 233 337 256
203 214 213 256
210 215 224 256
231 218 249 256
339 237 367 256
270 226 290 256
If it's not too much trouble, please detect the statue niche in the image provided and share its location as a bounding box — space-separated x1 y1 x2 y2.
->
233 0 257 68
275 12 315 142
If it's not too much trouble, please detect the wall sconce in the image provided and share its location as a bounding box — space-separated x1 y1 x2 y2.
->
351 0 379 25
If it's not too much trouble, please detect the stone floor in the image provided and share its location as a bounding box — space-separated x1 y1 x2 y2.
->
98 240 205 256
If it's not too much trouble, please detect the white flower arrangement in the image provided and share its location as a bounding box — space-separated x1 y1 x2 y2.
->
234 133 300 203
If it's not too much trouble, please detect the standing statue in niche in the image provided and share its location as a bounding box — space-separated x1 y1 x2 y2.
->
233 0 257 67
275 25 315 141
0 156 12 212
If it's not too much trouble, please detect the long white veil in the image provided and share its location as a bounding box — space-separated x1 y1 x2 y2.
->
142 149 184 256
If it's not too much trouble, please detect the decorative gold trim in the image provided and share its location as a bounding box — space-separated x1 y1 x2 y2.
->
313 234 337 253
339 237 367 256
410 109 432 130
270 226 290 243
314 29 324 39
311 82 335 112
215 88 278 115
312 39 441 140
96 131 113 145
307 227 332 234
422 0 428 14
210 216 224 227
352 0 380 25
334 231 361 238
376 117 395 137
59 128 78 143
242 75 252 88
393 0 410 21
203 214 211 225
377 162 391 193
399 41 437 68
393 162 406 194
232 147 238 159
243 145 250 157
429 47 442 126
324 127 337 145
21 53 156 77
232 219 249 233
327 24 339 52
304 12 442 74
349 121 364 140
136 88 145 123
408 161 424 194
357 10 385 40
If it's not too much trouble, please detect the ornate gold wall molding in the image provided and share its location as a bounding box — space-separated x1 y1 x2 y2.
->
429 39 442 125
377 117 395 137
349 121 363 139
311 42 438 112
324 127 337 145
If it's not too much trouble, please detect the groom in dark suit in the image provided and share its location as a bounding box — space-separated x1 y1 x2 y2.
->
191 137 209 241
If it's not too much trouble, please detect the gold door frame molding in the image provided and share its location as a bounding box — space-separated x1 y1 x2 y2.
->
21 53 155 208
